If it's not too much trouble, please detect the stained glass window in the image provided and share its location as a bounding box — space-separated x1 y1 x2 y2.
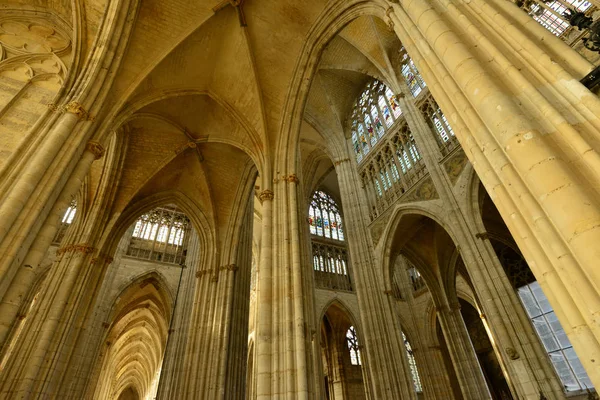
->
402 332 423 393
518 281 593 392
399 50 427 98
308 191 344 241
346 326 362 366
351 81 402 163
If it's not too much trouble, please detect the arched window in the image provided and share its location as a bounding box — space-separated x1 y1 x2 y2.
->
346 326 361 366
399 48 427 98
53 199 77 244
308 191 344 241
402 332 423 393
351 80 402 163
127 205 190 265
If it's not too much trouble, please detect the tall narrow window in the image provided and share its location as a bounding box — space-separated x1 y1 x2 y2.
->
346 326 362 366
518 281 593 392
53 199 77 244
402 332 423 393
399 49 427 97
350 81 402 163
308 191 344 241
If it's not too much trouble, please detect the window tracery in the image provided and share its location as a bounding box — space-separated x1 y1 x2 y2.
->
346 326 361 366
351 81 403 163
126 206 190 265
402 332 423 393
399 48 427 98
308 191 344 241
309 191 353 291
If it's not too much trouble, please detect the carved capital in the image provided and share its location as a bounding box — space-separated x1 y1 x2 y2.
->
259 189 274 203
211 274 219 283
86 141 105 160
334 158 350 166
57 243 96 256
47 103 59 112
64 101 94 121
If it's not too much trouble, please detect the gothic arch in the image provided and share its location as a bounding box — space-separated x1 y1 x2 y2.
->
96 191 214 273
91 271 172 400
275 0 390 173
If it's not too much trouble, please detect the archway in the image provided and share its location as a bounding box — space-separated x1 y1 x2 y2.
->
93 273 172 400
320 302 366 400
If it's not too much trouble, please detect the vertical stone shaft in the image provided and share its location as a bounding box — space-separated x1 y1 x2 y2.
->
256 188 274 399
335 158 415 400
391 0 600 387
0 141 104 349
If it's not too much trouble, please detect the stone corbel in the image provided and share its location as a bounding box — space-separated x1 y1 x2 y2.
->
505 347 520 360
284 174 299 184
384 6 395 31
64 101 94 121
86 141 105 160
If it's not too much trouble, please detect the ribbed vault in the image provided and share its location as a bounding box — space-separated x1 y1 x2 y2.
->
93 275 172 400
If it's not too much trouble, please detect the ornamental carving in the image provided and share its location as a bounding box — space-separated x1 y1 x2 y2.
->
64 101 94 121
0 19 71 60
56 243 96 256
86 141 105 160
259 189 274 203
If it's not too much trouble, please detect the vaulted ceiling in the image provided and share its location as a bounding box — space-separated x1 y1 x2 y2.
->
7 0 407 246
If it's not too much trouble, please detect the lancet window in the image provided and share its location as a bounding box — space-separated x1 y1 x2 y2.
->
346 326 362 366
126 206 190 265
402 332 423 393
351 80 403 163
407 265 426 292
309 191 353 291
399 48 427 98
53 199 77 244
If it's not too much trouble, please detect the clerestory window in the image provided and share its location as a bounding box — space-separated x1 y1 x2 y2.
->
346 326 362 366
308 191 344 241
402 332 423 393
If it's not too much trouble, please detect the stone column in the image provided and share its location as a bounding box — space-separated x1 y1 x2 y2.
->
437 303 492 399
389 0 600 387
0 141 105 349
390 29 567 400
395 256 455 400
255 188 274 399
335 157 415 400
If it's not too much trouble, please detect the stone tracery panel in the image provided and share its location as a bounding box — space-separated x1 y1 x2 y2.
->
0 15 71 169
